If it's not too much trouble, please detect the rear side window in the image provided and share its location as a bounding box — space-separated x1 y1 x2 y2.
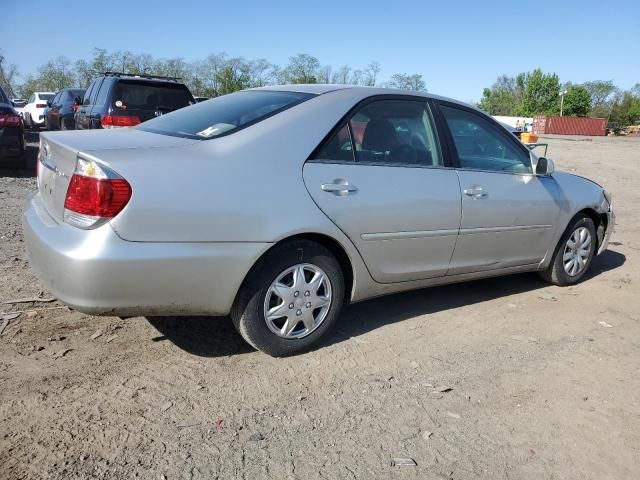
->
83 81 97 106
94 81 111 107
113 81 194 112
312 99 442 167
137 90 314 139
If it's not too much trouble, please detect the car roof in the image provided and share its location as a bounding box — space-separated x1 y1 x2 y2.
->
249 84 479 111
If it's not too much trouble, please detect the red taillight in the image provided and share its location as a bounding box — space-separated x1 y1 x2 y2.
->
36 103 47 108
101 115 141 128
71 104 80 111
65 175 132 217
63 158 132 229
0 113 21 126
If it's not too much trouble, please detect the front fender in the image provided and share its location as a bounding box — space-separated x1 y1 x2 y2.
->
540 171 611 267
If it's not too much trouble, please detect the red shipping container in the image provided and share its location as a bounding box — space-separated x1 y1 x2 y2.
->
532 116 607 136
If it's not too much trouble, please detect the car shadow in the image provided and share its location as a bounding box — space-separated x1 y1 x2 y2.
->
145 249 625 358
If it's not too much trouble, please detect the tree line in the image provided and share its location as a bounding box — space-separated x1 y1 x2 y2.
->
0 48 426 99
478 68 640 125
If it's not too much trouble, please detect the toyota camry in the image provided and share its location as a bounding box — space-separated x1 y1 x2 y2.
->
23 85 614 356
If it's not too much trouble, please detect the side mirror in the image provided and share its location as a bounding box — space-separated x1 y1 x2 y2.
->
536 157 555 176
46 100 52 107
74 96 82 105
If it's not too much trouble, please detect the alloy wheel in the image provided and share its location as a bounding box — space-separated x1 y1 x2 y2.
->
563 226 592 276
263 263 332 339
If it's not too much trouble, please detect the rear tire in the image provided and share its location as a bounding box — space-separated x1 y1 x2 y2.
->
540 214 596 286
231 240 345 357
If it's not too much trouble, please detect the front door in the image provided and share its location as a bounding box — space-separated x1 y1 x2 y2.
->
437 102 561 275
303 98 461 283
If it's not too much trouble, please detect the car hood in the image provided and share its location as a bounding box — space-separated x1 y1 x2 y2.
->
553 170 603 190
40 127 200 152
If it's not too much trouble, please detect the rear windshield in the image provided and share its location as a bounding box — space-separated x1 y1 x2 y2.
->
39 93 54 101
113 80 194 112
137 90 314 139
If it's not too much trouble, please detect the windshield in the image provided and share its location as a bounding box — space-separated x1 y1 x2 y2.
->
113 80 194 111
137 90 314 139
39 93 54 101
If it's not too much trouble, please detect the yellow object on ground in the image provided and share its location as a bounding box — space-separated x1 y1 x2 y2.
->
521 132 539 144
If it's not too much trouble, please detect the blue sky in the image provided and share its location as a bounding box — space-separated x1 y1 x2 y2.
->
4 0 639 102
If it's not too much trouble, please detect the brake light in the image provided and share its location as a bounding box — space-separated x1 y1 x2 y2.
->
0 113 21 126
71 104 80 112
63 158 132 229
36 103 47 108
101 115 141 128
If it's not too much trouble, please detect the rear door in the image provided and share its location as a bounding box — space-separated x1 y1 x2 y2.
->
75 80 98 130
303 98 461 283
86 78 105 129
436 102 561 275
48 92 62 129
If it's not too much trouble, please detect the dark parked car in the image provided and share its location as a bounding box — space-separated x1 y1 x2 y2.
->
74 72 195 130
0 85 25 168
44 88 85 130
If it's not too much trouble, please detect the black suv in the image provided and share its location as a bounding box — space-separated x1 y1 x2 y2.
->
74 72 195 130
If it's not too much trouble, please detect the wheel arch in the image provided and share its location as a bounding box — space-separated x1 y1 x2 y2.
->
234 232 355 308
575 207 608 251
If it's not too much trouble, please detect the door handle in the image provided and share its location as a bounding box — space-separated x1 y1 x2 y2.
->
321 179 358 196
463 186 488 198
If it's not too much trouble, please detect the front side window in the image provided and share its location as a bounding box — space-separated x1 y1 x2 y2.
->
137 90 314 139
440 105 531 174
312 99 442 167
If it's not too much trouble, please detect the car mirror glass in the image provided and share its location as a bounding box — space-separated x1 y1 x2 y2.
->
535 157 555 176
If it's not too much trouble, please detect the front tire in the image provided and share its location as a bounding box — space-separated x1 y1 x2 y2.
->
540 214 596 286
231 240 345 357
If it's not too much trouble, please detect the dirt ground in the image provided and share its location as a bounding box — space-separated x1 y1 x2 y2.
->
0 132 638 480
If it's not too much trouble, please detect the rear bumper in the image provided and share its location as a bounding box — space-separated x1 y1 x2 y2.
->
23 192 271 316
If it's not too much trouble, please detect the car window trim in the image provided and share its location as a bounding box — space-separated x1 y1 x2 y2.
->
432 100 533 174
307 94 452 169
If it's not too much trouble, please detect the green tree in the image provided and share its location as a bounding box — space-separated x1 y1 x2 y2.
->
215 57 251 95
478 74 523 115
562 85 591 116
520 69 561 116
283 54 320 84
0 51 19 98
388 73 426 91
582 80 618 117
609 89 640 126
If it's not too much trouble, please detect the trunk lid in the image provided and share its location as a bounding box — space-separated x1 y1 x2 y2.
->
37 128 198 223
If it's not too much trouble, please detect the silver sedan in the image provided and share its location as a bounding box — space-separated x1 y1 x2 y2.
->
23 85 614 356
